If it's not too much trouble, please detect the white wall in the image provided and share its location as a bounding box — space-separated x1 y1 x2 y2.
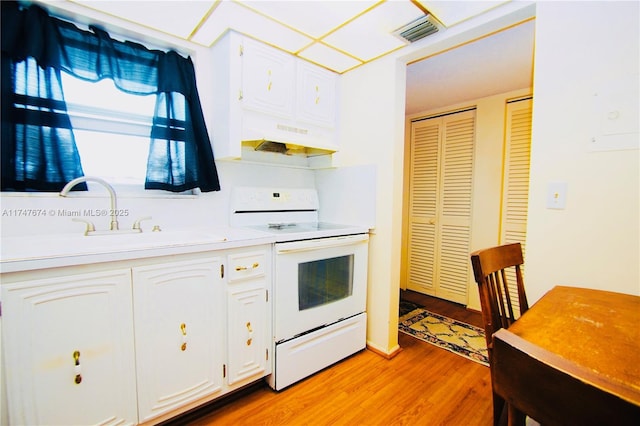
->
525 1 640 301
334 57 407 356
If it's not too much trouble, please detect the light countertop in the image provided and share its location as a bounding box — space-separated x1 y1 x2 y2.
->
0 227 275 273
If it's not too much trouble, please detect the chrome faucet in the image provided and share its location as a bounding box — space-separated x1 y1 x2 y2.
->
60 176 120 231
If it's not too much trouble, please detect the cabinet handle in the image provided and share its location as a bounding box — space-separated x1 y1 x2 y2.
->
315 85 320 105
235 262 259 271
73 350 82 384
180 323 187 351
267 70 272 91
246 322 253 346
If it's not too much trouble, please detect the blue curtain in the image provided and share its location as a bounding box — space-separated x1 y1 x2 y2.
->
1 1 220 192
1 2 87 191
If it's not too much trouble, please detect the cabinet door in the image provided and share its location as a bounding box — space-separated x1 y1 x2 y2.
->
1 270 137 426
226 250 270 386
241 37 295 118
227 285 269 386
133 258 224 423
296 61 337 128
406 110 476 304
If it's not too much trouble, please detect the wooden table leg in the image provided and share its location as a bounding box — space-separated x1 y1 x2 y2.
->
507 403 525 426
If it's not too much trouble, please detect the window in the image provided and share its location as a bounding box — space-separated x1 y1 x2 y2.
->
61 73 156 187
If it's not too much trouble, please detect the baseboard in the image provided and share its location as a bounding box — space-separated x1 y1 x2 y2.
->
366 341 402 359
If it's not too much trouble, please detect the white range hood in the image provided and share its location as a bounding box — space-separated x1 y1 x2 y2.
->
241 107 338 156
209 31 339 166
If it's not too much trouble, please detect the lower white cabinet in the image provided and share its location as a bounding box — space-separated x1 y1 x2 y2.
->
226 249 271 387
0 245 272 425
1 269 138 426
133 258 225 423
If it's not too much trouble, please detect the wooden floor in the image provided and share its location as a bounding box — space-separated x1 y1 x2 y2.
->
171 291 492 426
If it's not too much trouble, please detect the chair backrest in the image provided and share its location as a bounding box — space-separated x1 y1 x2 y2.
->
470 242 529 357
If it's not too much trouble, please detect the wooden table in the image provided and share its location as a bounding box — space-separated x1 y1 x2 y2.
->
492 286 640 425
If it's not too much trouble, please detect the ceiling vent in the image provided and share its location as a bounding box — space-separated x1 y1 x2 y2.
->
393 15 440 43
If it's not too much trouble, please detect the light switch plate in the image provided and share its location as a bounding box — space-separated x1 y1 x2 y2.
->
546 182 568 209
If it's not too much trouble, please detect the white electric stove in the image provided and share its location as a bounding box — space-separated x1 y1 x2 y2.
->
230 187 369 390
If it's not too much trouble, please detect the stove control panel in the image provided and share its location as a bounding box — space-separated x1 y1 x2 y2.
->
231 187 319 212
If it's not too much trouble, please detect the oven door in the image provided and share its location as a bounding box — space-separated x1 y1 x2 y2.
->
273 233 369 342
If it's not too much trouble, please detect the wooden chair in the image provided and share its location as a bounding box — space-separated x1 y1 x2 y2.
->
470 242 529 426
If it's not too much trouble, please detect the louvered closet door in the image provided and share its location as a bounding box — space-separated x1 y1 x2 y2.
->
500 98 532 316
407 110 476 304
406 119 440 294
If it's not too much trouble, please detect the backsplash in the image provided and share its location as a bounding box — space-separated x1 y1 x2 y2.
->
0 161 316 238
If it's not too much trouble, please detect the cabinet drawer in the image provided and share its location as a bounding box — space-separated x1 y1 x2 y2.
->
228 251 266 282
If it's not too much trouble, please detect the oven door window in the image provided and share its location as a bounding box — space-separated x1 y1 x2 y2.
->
298 255 354 310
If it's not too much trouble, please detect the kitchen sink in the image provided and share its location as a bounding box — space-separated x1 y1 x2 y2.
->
1 229 228 261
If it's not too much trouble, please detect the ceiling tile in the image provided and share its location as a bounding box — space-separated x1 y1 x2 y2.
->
323 1 425 61
418 0 510 27
240 0 377 38
70 0 214 39
298 42 363 73
191 0 312 52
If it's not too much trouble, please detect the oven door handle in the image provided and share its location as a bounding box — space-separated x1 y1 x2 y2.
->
276 234 369 254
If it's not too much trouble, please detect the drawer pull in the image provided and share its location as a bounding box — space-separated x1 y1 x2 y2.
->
180 323 187 351
246 322 253 346
73 350 82 384
235 262 260 271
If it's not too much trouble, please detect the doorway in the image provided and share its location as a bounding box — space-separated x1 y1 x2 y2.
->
401 20 535 308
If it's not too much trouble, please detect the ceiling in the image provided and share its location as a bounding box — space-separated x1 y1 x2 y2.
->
39 0 534 115
406 19 535 114
44 0 513 73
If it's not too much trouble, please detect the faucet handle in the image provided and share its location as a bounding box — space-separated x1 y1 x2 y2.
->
72 218 96 236
132 216 152 231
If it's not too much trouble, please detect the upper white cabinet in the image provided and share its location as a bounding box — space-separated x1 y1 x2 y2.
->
296 61 337 128
241 37 295 119
1 269 138 426
209 31 339 160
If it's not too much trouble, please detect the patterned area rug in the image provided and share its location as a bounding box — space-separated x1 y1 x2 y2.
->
399 301 489 366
